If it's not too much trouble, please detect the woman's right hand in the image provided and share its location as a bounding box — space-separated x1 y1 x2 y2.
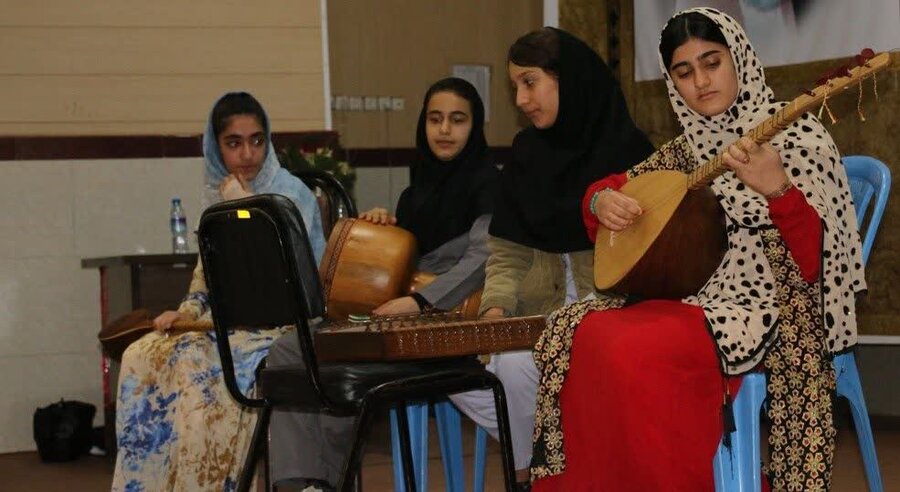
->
359 207 397 225
219 174 253 201
594 189 642 232
153 311 188 332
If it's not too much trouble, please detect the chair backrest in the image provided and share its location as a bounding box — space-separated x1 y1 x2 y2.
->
197 194 328 407
294 169 358 237
841 155 892 266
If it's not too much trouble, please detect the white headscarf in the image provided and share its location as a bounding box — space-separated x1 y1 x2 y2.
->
659 8 866 374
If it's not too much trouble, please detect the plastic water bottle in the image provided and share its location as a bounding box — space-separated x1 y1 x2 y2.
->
170 198 189 253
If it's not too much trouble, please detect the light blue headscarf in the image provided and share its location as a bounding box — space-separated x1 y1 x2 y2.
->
201 92 325 263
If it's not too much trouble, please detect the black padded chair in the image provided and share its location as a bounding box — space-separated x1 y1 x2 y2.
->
197 194 516 492
294 169 358 237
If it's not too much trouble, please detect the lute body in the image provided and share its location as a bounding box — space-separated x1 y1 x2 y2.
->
595 171 726 299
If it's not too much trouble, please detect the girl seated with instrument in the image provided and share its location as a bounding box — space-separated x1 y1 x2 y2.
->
530 8 865 491
266 77 499 491
448 27 654 490
112 92 326 491
356 77 499 315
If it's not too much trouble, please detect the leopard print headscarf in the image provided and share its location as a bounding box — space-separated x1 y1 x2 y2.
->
660 8 865 375
530 10 867 489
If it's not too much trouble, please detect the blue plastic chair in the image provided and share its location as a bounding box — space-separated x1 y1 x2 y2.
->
713 155 891 492
389 401 490 492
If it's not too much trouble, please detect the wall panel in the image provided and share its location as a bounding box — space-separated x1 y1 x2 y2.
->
0 28 322 75
327 0 543 149
1 0 320 27
0 0 325 136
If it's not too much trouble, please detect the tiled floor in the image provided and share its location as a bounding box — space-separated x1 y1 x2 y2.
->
1 416 898 491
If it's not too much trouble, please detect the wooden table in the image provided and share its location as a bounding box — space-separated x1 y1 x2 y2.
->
81 254 197 457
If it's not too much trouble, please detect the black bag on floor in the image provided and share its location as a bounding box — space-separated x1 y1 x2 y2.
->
33 399 96 462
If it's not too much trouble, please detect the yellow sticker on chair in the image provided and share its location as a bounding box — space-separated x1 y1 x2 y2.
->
236 210 251 219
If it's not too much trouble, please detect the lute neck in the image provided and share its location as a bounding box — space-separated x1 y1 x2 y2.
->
685 51 890 190
686 104 799 189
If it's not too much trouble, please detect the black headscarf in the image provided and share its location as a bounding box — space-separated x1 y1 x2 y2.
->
395 77 498 255
489 28 654 253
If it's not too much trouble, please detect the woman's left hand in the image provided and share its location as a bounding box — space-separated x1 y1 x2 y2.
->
722 136 790 197
372 296 420 316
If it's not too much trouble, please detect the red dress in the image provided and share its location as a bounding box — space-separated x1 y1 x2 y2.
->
532 175 821 491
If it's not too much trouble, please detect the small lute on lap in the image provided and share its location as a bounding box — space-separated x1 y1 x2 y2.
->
98 309 211 361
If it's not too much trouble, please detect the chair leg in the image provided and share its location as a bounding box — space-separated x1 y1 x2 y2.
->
263 423 272 492
737 376 764 492
237 405 272 492
390 409 404 492
410 404 429 491
473 425 488 492
489 379 517 492
391 403 429 492
712 441 733 492
712 373 765 492
835 354 884 492
337 403 378 492
394 402 419 492
435 400 464 492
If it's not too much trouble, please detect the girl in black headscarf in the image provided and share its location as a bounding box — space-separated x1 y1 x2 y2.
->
490 27 654 252
449 27 654 489
357 77 498 315
267 78 498 490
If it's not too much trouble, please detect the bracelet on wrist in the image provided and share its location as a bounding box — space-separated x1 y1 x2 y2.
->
589 187 612 216
764 180 794 201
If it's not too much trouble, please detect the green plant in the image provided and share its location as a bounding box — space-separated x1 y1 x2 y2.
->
278 145 356 195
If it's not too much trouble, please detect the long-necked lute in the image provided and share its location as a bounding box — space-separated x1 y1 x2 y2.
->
594 51 891 299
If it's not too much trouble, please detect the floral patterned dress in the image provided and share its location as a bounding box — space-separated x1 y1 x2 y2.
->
111 258 289 492
113 325 287 492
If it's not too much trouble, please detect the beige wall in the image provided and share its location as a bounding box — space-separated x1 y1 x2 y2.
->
0 157 206 453
0 0 326 136
327 0 543 149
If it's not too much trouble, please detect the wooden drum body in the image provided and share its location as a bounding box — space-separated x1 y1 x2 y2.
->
319 218 484 320
320 218 417 320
